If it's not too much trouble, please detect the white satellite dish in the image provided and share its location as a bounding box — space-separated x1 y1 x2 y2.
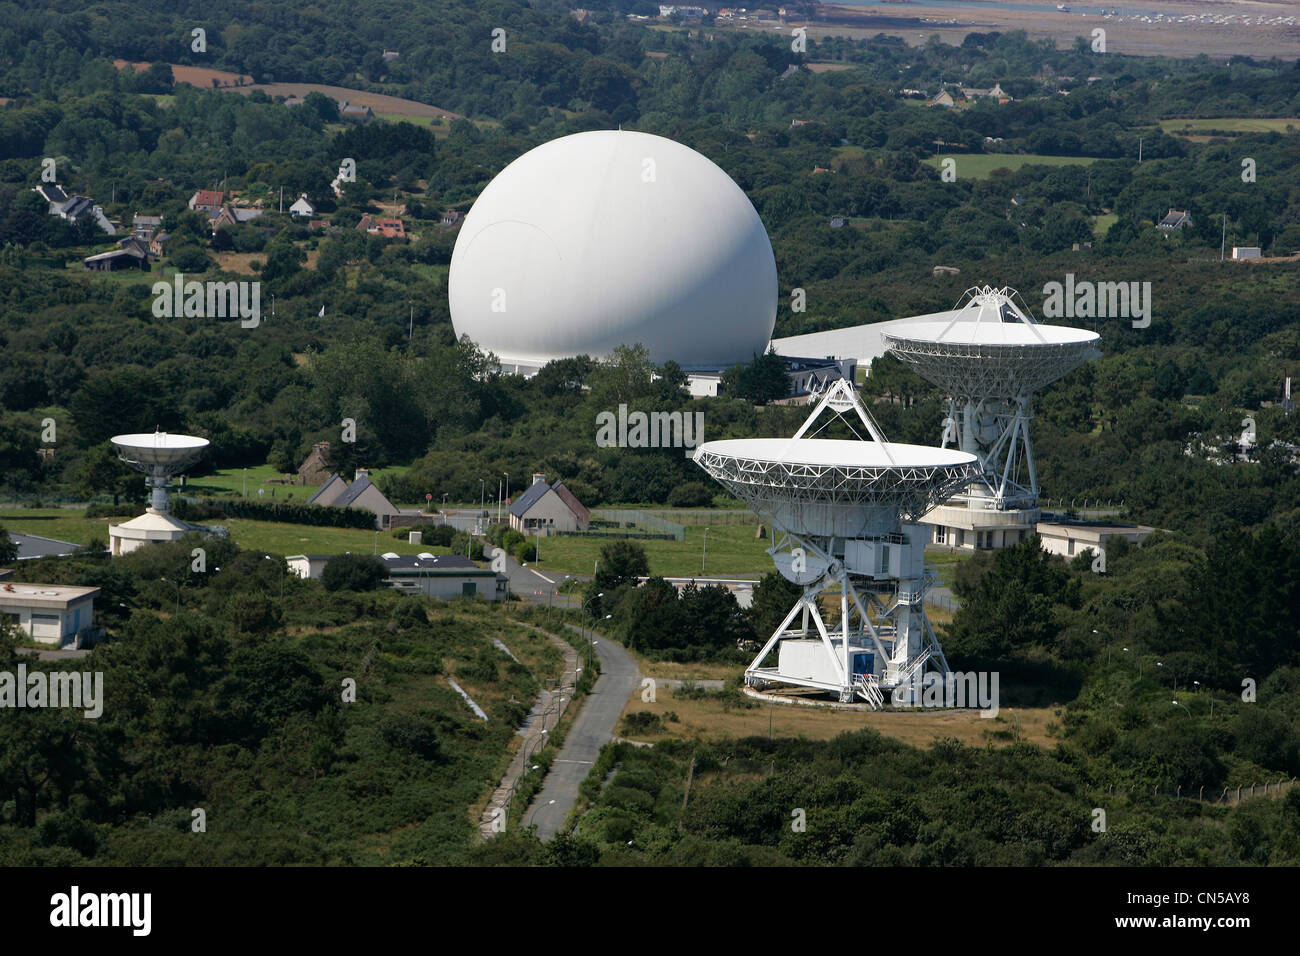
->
695 378 979 707
110 431 209 514
882 285 1100 521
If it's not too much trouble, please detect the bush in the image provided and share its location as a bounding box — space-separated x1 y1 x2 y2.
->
84 503 139 518
321 553 388 592
511 539 536 563
391 522 455 546
220 498 375 529
667 482 714 508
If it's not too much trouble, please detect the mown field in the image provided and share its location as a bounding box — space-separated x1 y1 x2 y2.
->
1160 116 1300 135
0 507 449 559
527 522 774 579
922 153 1099 179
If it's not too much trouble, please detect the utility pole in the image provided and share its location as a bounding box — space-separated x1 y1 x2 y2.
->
1137 137 1143 163
1220 213 1226 261
408 302 413 341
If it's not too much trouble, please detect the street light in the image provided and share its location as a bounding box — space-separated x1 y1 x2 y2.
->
582 591 605 669
161 576 181 615
1171 700 1191 717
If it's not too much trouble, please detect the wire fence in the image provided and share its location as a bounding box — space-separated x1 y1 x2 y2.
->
590 509 686 540
646 509 758 526
1105 778 1296 806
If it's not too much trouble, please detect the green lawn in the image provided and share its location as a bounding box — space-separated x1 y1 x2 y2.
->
186 463 416 505
923 153 1098 179
1092 213 1117 238
0 507 448 559
1160 117 1300 135
528 523 774 580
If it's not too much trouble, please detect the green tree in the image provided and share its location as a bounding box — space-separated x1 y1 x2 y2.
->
321 553 388 591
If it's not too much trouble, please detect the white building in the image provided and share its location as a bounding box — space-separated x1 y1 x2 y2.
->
289 195 315 217
109 510 195 556
1036 520 1155 564
1232 246 1261 260
287 553 507 600
0 582 100 646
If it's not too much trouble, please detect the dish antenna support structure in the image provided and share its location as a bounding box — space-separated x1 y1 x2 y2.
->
111 431 209 514
694 379 980 707
881 286 1100 534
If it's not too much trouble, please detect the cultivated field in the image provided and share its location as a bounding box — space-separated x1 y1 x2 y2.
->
113 59 461 121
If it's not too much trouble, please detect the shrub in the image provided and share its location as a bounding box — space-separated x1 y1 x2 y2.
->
667 482 714 507
321 553 388 592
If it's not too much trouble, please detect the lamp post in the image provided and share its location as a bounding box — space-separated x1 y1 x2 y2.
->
582 591 605 669
497 476 502 524
1171 700 1191 717
702 527 710 575
162 576 181 615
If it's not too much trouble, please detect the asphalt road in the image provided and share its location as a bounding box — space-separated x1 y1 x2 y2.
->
523 621 640 841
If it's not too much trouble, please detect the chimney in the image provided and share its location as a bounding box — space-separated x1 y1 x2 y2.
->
355 467 369 482
532 473 546 486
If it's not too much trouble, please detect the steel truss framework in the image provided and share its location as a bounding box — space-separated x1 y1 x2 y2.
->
694 378 981 706
882 286 1100 514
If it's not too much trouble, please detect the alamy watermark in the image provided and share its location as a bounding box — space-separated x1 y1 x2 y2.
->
892 670 1000 717
595 404 704 457
0 664 103 718
1042 273 1150 328
152 274 261 328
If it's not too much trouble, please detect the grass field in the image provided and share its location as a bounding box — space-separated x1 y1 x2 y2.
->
186 463 417 504
923 153 1098 179
1093 213 1118 238
0 507 447 559
618 683 1058 748
531 523 773 579
1161 117 1300 136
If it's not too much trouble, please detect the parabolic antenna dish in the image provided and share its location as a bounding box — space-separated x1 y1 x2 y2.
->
693 438 980 537
110 432 209 475
881 322 1100 398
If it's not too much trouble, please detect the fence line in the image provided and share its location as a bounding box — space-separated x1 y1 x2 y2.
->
591 509 686 540
1105 777 1297 806
647 509 758 526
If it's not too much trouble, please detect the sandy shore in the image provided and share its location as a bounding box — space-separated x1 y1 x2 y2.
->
752 0 1300 59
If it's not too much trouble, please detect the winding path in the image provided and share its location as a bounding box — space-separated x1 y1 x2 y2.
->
522 622 640 841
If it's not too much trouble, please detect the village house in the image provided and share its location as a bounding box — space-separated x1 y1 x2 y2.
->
508 473 590 535
188 189 225 213
308 467 402 530
356 214 406 239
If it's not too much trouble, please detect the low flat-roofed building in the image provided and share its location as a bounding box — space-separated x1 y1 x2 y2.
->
1036 519 1156 564
381 553 508 601
0 582 100 646
286 555 332 580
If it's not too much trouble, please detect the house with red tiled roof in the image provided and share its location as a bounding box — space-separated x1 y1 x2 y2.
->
356 214 406 239
188 190 225 212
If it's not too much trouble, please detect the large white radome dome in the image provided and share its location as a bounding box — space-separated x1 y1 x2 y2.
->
448 130 777 370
